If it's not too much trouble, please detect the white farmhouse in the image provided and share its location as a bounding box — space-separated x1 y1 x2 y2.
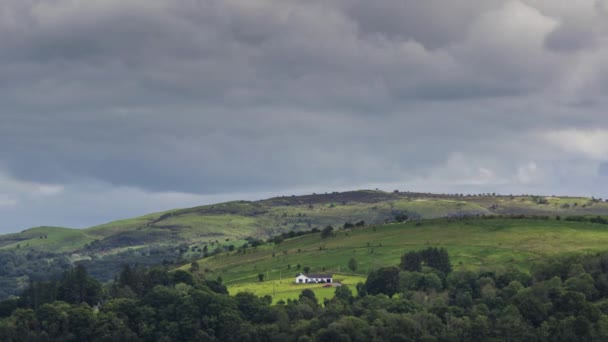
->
295 273 332 284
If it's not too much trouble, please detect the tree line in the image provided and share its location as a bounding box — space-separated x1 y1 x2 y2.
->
3 250 608 340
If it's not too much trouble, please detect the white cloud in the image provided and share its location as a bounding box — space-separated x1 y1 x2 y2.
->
540 129 608 160
515 161 542 184
0 170 64 199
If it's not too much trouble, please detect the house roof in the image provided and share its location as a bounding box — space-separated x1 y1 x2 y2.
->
302 273 332 278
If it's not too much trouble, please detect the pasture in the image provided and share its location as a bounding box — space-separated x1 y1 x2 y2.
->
192 218 608 299
227 274 366 304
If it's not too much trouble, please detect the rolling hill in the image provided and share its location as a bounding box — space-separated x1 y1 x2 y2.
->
2 190 608 256
187 217 608 303
1 190 608 299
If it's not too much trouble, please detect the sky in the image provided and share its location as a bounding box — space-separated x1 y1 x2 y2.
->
2 0 608 232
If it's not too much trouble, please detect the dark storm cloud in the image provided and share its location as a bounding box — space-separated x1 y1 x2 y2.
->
1 0 608 231
0 0 559 110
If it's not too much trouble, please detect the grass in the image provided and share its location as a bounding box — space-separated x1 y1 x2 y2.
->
227 274 366 304
392 199 489 218
189 218 608 300
157 214 265 239
0 227 95 253
86 212 167 238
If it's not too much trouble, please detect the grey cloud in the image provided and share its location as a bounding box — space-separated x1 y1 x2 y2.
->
0 0 560 111
0 0 608 231
545 22 595 52
332 0 505 48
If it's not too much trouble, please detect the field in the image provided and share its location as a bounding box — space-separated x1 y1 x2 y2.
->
0 226 95 253
189 218 608 301
227 274 366 304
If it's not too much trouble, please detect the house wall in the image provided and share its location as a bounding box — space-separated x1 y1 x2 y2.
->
310 278 331 283
295 276 332 283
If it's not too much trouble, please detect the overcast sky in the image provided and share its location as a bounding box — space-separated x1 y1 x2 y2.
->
2 0 608 232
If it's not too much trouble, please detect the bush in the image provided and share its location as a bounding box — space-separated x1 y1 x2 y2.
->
321 226 334 239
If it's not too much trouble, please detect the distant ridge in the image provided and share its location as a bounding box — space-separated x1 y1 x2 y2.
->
1 190 606 255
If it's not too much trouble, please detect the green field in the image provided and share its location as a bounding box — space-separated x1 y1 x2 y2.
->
188 218 608 300
227 274 366 304
0 226 96 253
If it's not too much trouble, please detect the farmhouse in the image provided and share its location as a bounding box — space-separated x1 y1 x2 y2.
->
295 273 332 284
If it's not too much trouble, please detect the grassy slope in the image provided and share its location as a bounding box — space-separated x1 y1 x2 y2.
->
3 191 608 254
0 227 95 253
186 218 608 301
228 274 367 304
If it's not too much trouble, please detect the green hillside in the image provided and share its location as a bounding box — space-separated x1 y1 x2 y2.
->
0 226 95 253
3 191 608 256
1 190 608 299
184 217 608 302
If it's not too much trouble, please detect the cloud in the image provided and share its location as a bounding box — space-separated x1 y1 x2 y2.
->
0 0 607 231
540 129 608 160
0 171 290 230
0 195 18 208
516 162 542 184
0 170 64 203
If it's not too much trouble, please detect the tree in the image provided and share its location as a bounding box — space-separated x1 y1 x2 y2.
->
334 285 353 303
400 248 452 274
343 222 354 229
172 270 194 285
299 289 317 305
235 292 272 322
428 248 452 274
303 266 310 274
565 273 597 299
258 273 265 282
348 258 358 272
365 266 400 297
57 265 101 306
420 273 443 291
516 296 548 327
356 282 367 297
400 251 422 272
395 214 409 223
321 226 334 239
205 280 228 294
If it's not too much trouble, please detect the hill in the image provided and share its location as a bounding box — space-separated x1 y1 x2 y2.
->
186 217 608 303
3 190 608 256
1 190 608 299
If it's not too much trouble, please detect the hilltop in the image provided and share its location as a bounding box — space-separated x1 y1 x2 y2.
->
2 190 608 255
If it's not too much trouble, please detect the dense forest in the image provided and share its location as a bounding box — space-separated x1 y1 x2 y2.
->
2 248 608 341
0 243 222 299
